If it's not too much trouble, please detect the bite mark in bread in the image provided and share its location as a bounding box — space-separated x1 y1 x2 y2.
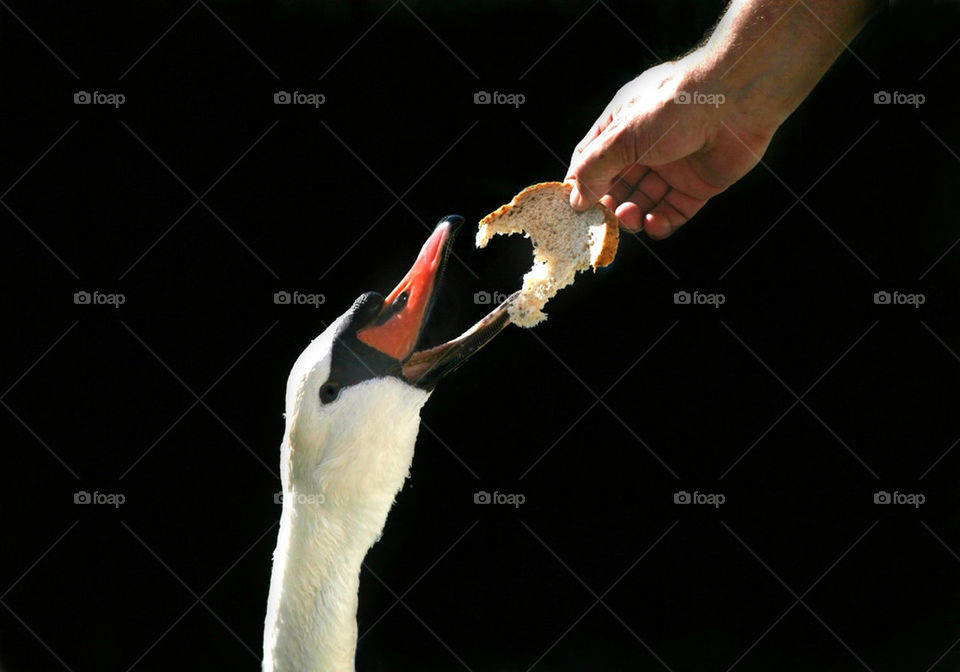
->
476 182 619 327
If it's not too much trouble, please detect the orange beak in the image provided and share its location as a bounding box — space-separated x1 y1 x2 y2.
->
356 219 453 361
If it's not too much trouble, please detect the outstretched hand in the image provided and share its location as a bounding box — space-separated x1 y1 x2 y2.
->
566 59 777 239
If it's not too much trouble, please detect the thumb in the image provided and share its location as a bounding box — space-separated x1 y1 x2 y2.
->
567 126 630 211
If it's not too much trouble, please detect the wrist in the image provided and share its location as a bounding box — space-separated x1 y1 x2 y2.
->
675 46 786 140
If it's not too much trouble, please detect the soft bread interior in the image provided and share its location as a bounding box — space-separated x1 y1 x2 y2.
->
476 182 618 327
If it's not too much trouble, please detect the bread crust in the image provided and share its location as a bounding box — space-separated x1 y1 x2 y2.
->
478 181 619 269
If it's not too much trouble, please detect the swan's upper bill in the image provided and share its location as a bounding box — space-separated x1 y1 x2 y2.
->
264 216 510 672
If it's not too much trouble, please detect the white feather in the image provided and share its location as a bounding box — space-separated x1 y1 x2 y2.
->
263 316 430 672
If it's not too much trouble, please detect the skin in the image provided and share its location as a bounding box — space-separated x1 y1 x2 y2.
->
566 0 882 239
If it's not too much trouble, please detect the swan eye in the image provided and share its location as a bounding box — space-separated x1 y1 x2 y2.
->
319 381 341 405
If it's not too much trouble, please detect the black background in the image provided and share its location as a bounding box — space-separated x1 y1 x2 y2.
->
2 1 960 670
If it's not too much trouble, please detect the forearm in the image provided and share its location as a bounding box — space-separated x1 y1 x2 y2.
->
687 0 881 129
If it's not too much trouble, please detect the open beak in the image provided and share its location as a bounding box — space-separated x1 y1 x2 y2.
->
356 216 512 390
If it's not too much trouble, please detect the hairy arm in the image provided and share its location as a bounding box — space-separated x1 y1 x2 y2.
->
566 0 881 238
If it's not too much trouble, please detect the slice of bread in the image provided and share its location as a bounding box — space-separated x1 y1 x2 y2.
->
476 181 619 327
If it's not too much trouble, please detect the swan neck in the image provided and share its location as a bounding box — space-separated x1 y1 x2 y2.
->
263 497 368 672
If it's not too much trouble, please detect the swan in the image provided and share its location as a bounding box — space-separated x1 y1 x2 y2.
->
263 216 510 672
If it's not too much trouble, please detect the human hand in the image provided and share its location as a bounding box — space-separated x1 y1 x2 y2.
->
566 0 881 239
566 57 777 239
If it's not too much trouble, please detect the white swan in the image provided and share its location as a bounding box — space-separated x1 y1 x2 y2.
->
263 217 510 672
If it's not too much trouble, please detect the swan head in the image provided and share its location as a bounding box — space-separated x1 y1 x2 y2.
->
281 216 510 512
